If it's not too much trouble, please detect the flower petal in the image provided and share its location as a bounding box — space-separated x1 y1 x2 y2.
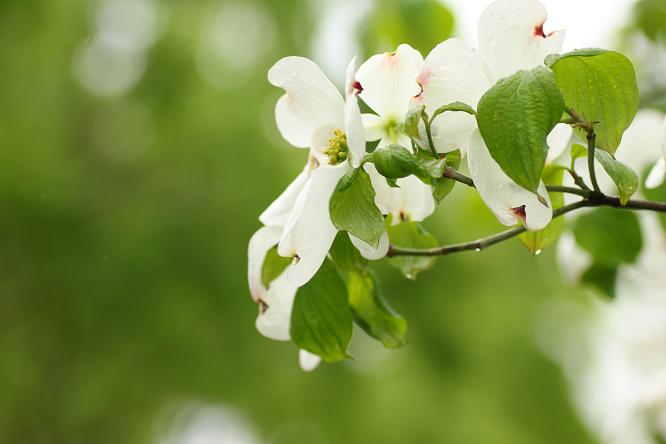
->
255 272 297 341
247 225 283 302
413 39 489 153
259 165 313 227
349 231 389 260
269 56 344 148
546 123 573 163
362 114 385 142
365 163 435 222
278 164 348 287
356 44 423 119
299 349 322 372
478 0 565 83
345 55 360 97
646 157 666 189
345 94 366 168
467 130 552 230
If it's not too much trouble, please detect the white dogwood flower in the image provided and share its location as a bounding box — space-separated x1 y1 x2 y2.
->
355 44 436 227
356 44 424 149
413 0 565 230
267 56 392 287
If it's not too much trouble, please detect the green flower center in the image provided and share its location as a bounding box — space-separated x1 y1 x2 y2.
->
383 118 399 143
323 129 349 165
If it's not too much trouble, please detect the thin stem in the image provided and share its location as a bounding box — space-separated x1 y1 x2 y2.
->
545 185 590 197
388 200 590 257
387 196 666 257
443 166 474 187
587 132 602 193
421 111 438 159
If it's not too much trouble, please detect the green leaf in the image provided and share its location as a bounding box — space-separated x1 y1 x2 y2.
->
372 144 424 179
330 168 385 247
581 263 617 299
570 144 639 205
547 49 639 154
519 165 565 254
388 221 438 280
290 259 353 362
348 271 407 349
430 101 476 123
400 106 424 140
432 149 461 203
573 207 643 267
477 66 565 194
594 150 638 205
260 246 291 288
370 144 445 184
329 232 368 274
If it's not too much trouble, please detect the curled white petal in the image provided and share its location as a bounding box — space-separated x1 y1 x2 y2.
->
344 94 366 168
255 272 297 341
299 349 322 372
413 38 489 153
345 55 359 96
269 56 344 148
356 44 423 119
247 225 283 302
365 163 435 222
278 164 348 287
259 165 312 227
349 231 389 260
467 130 552 230
478 0 565 83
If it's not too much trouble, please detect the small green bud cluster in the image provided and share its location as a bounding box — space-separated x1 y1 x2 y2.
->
324 129 349 165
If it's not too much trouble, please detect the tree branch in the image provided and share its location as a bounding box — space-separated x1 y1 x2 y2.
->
387 196 666 257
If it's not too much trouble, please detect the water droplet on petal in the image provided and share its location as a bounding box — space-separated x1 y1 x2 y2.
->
475 247 481 252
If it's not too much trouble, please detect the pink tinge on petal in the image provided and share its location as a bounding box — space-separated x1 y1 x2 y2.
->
533 21 555 38
513 205 527 225
413 69 432 100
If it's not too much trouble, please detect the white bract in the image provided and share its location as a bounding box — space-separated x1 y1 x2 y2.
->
247 225 296 342
413 0 566 230
355 44 436 225
365 163 435 224
266 56 383 287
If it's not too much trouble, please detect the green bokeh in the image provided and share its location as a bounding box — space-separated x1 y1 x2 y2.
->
0 0 634 443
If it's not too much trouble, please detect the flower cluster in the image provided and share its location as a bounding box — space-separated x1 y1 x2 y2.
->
248 0 572 369
247 0 666 372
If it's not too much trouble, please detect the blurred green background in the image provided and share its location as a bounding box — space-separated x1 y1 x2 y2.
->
0 0 664 443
